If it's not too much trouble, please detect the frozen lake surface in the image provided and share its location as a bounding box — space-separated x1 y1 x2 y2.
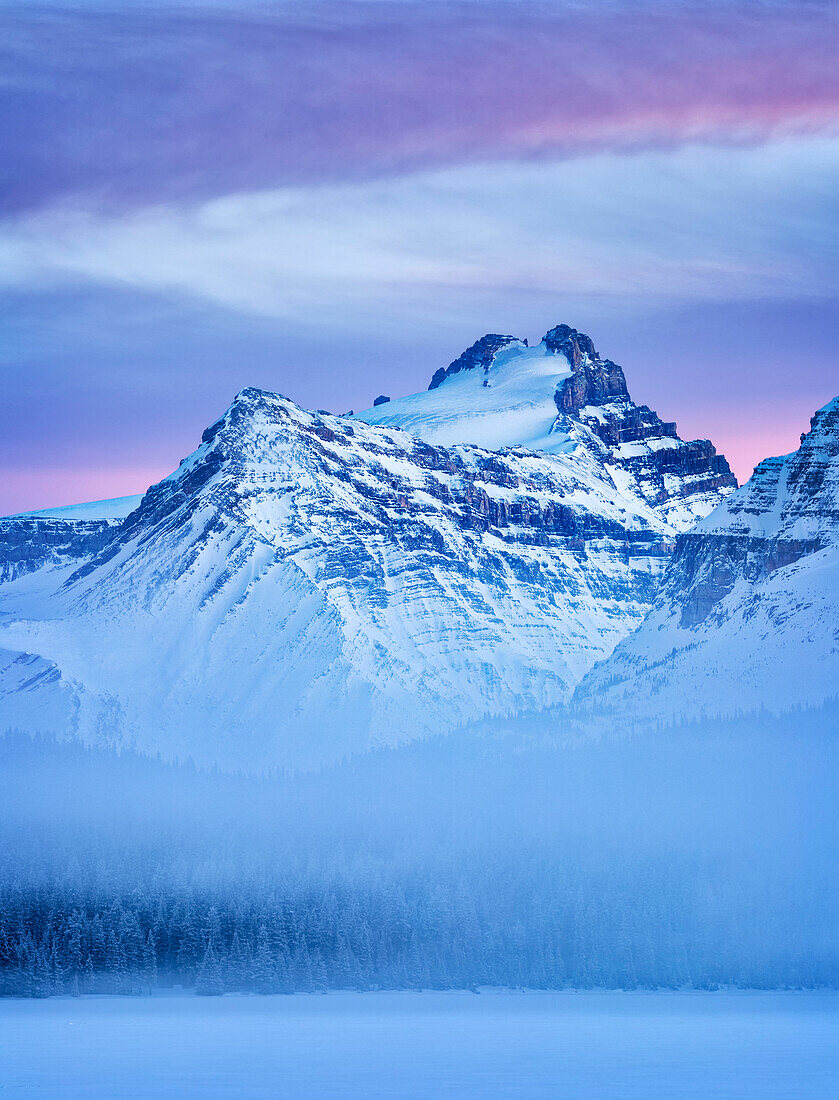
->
0 990 836 1098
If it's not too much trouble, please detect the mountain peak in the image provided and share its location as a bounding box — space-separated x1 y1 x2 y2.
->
424 324 631 412
542 323 597 359
357 324 734 527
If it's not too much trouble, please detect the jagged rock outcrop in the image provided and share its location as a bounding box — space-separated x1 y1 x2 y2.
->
576 396 839 720
662 397 839 627
545 324 629 410
0 497 141 583
549 326 736 522
428 334 523 390
0 517 116 583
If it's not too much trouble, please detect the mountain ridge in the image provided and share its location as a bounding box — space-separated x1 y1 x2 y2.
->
0 325 736 769
576 395 839 720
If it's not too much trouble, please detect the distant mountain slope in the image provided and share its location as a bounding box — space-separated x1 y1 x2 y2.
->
0 496 141 583
0 326 739 770
358 325 736 529
13 496 144 522
577 396 839 720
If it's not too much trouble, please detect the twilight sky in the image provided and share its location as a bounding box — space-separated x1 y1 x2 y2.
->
1 0 837 514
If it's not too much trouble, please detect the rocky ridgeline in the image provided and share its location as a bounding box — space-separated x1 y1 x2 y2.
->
660 396 839 627
0 516 122 583
576 395 839 720
544 325 736 515
78 385 676 602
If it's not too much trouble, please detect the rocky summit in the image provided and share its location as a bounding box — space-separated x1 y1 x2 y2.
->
359 324 736 530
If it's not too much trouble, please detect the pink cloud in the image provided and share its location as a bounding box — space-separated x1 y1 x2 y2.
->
3 1 837 213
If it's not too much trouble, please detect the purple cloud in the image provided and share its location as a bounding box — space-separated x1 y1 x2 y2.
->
2 1 837 213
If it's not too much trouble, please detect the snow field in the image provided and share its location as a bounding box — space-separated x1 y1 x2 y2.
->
0 991 836 1100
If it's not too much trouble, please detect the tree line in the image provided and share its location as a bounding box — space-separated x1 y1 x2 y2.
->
1 849 831 996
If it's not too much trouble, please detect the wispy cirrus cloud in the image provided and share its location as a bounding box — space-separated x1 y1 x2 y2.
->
3 141 835 318
2 1 837 213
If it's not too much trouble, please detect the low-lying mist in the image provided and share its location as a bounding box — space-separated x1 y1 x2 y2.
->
1 704 836 995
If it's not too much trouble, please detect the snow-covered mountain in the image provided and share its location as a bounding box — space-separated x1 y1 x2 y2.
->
0 326 737 769
577 395 839 721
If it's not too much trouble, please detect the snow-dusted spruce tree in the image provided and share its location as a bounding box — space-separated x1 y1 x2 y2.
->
195 941 224 997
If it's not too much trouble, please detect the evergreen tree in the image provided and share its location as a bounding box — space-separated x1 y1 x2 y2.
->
195 940 224 996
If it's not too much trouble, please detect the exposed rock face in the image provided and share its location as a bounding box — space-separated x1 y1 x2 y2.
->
546 325 629 410
373 395 390 407
576 395 839 721
0 497 141 583
577 403 736 527
669 528 824 629
0 388 682 770
0 517 118 583
663 397 839 627
428 334 523 390
545 325 736 522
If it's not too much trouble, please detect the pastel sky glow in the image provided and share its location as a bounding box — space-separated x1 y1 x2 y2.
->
1 0 837 513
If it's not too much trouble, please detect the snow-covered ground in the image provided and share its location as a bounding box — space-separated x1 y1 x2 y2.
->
0 991 836 1099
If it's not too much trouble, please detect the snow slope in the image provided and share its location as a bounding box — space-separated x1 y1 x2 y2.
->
357 337 574 452
9 495 144 522
577 396 839 721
